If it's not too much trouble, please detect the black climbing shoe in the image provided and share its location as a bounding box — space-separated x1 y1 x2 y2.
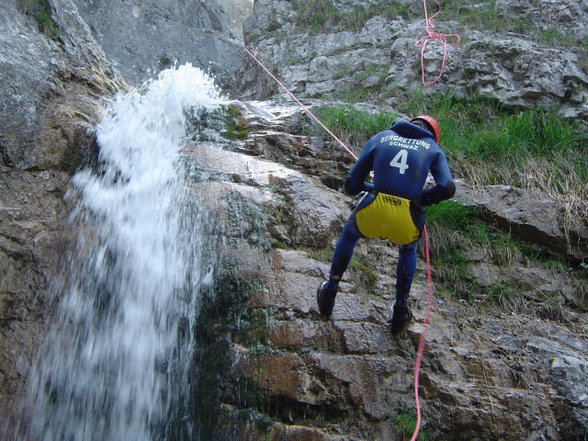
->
389 304 413 334
316 281 336 317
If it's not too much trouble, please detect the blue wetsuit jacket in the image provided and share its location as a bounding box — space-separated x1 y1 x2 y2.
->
344 120 455 206
327 120 455 300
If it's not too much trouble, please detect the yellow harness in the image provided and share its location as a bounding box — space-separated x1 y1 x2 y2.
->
355 193 419 244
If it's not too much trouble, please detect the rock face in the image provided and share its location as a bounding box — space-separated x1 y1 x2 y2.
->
218 0 254 41
237 0 588 120
456 183 588 266
72 0 246 86
1 0 587 440
186 101 588 440
0 0 121 428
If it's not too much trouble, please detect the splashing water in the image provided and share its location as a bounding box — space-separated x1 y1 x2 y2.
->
22 65 224 441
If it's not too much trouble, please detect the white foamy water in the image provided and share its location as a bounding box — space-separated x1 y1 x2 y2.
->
22 64 223 441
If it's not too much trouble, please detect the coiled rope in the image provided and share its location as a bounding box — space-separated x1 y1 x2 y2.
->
416 0 461 86
245 47 435 441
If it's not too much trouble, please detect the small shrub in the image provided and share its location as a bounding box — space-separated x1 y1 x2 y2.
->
18 0 60 39
293 0 339 34
293 0 418 34
311 105 400 154
425 200 476 230
222 105 249 140
441 0 524 34
391 411 431 440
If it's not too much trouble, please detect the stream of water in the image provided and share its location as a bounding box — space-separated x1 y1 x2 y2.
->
21 64 224 441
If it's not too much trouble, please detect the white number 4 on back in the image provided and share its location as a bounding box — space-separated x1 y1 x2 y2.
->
390 150 409 174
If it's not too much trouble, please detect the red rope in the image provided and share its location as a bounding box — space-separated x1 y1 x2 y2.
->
415 0 460 86
245 45 434 440
245 48 358 160
410 224 434 441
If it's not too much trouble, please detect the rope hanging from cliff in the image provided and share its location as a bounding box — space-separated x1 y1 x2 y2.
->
244 48 358 160
416 0 461 86
411 224 435 441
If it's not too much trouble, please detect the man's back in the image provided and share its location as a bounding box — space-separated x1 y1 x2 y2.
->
346 120 452 200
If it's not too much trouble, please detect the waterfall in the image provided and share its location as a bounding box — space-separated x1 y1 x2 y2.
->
21 64 224 441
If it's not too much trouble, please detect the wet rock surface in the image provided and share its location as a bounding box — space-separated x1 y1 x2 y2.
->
1 0 587 439
188 101 588 440
0 0 120 426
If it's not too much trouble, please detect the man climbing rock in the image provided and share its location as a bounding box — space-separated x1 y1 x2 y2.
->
317 116 455 334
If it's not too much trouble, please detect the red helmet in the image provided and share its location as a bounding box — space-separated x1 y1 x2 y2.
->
410 115 440 142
